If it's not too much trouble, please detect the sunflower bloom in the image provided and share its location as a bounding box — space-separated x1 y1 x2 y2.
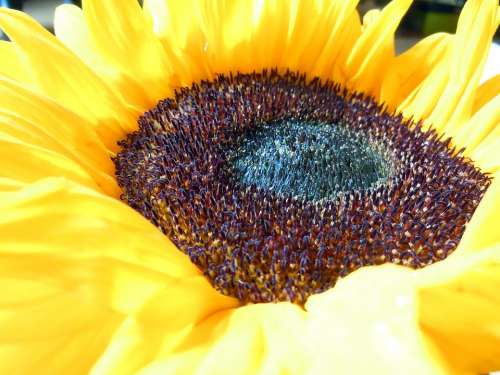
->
0 0 499 374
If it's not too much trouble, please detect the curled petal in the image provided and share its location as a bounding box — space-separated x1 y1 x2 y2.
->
417 246 500 373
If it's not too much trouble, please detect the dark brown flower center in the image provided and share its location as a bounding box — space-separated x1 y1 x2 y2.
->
114 70 490 304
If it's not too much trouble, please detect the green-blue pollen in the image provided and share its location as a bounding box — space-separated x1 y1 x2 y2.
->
227 120 394 201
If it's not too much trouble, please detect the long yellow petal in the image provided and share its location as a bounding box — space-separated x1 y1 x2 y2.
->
187 0 291 77
455 94 500 155
468 103 500 173
0 178 220 374
0 40 26 82
0 76 119 196
309 0 362 82
189 0 260 76
344 0 412 97
362 8 380 27
471 137 500 174
0 178 206 374
0 280 122 375
281 0 359 80
400 0 498 134
53 4 105 70
0 178 199 286
143 0 210 85
54 4 153 112
0 134 101 191
456 173 499 253
82 0 173 106
142 0 170 38
472 74 500 114
0 177 25 191
417 246 500 373
380 33 450 110
144 0 361 86
0 112 118 196
0 8 136 144
437 0 498 136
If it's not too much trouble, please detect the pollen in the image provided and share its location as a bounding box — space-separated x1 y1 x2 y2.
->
114 70 491 304
227 120 394 201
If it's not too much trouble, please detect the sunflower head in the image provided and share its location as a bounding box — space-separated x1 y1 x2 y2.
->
115 69 491 304
0 0 499 374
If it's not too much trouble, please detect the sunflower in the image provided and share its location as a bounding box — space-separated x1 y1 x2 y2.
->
0 0 499 373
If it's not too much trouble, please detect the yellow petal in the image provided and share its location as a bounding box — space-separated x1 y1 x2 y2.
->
53 4 102 68
0 76 119 196
0 178 206 374
188 0 292 77
143 0 210 85
305 265 452 375
133 349 208 375
472 74 500 114
82 0 173 105
142 0 170 38
0 8 135 145
417 245 500 373
54 4 153 112
92 293 310 375
438 0 498 136
144 0 361 85
0 177 200 313
0 134 101 191
362 9 380 28
0 280 122 375
90 278 239 375
0 177 25 191
400 0 498 134
398 63 449 130
254 0 294 72
471 138 500 174
454 93 500 154
309 0 362 82
194 304 308 375
456 172 499 253
344 0 412 97
0 179 213 374
329 10 363 85
381 33 450 110
0 40 26 82
183 0 257 76
282 0 360 81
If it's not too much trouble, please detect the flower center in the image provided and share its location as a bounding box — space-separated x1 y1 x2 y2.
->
114 70 490 304
227 120 394 201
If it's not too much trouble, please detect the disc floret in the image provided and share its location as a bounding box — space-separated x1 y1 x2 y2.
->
114 70 490 304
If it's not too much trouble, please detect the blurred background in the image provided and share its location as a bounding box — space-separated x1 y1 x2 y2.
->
0 0 498 77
